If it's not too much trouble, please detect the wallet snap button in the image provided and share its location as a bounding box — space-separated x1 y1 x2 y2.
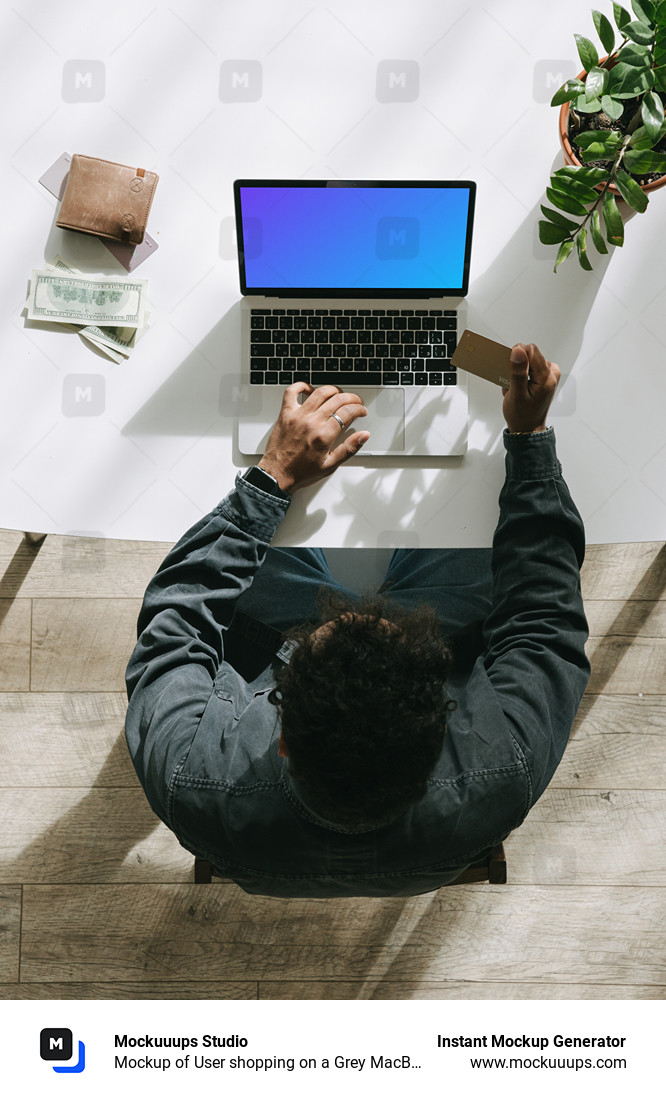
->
121 212 136 230
130 176 144 192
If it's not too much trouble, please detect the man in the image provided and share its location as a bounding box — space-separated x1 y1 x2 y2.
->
125 342 590 897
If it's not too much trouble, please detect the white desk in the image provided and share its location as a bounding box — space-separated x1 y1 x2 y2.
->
3 0 665 547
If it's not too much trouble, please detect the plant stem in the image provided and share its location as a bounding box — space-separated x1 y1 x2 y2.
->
566 102 645 245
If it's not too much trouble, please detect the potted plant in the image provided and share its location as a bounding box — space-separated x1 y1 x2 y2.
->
540 0 666 270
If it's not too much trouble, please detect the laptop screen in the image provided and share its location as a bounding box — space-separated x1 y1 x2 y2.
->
234 180 475 297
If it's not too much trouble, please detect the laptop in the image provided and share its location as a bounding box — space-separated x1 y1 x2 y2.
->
234 179 476 456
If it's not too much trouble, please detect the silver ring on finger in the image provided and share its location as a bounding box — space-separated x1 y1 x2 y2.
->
331 412 345 430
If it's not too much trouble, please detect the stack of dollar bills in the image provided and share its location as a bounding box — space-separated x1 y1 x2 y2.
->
25 257 148 363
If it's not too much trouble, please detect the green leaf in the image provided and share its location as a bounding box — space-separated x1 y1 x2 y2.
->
629 124 655 147
576 129 623 149
642 90 665 140
553 238 576 272
590 208 609 252
603 191 624 244
549 175 600 203
613 1 632 29
631 0 654 21
580 144 621 160
623 19 655 43
576 228 594 270
555 165 609 183
629 118 666 145
656 0 666 23
655 65 666 93
550 78 585 106
601 94 625 119
539 220 572 245
575 33 600 71
608 61 655 96
623 148 666 171
586 66 609 99
574 93 603 112
546 187 592 215
655 24 666 64
616 41 652 64
593 9 616 53
614 167 650 209
540 204 580 231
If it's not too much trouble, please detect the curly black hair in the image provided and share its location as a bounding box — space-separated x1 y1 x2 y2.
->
268 592 455 830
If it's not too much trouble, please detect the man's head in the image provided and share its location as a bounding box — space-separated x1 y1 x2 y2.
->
268 594 455 830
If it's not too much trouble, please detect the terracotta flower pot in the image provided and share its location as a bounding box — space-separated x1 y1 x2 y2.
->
557 57 666 196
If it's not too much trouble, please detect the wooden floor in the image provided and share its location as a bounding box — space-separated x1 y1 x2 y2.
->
0 530 664 1000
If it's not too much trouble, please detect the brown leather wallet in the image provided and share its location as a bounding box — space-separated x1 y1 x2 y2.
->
56 154 159 245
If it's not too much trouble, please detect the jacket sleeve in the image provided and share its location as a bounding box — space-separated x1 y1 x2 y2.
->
482 428 590 806
124 473 290 820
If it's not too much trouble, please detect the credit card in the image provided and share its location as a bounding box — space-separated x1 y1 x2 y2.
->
451 330 513 388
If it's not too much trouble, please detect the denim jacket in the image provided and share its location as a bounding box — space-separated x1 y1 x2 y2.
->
125 429 590 897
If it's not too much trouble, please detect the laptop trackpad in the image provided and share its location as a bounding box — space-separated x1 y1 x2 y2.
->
238 386 405 455
354 388 404 453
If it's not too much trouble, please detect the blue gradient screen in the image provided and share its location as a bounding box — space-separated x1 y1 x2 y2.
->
238 184 473 291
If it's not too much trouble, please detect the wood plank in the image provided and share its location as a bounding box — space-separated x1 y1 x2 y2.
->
0 888 21 982
0 695 136 787
551 733 665 788
586 599 666 636
0 599 31 691
31 599 141 691
0 528 169 599
19 884 666 985
508 790 666 885
582 542 666 600
573 694 666 734
0 981 256 999
1 529 663 602
258 981 666 1000
0 789 191 883
5 783 663 886
586 636 666 694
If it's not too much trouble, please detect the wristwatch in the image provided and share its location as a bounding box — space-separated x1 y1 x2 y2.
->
242 465 291 501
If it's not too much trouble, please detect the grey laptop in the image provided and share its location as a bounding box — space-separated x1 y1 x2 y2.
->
234 179 476 456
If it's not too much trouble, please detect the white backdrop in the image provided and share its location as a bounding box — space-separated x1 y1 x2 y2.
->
2 0 665 546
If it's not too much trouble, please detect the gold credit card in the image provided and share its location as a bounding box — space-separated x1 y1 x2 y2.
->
451 329 513 388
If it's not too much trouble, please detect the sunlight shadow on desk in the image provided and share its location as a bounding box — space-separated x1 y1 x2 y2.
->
121 304 243 439
469 191 613 394
118 195 613 550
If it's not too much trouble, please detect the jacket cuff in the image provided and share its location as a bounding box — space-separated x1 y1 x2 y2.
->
215 472 291 543
502 427 561 481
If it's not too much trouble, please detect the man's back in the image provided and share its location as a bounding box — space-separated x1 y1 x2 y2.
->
125 348 590 897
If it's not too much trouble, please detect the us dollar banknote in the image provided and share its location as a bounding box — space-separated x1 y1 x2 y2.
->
26 258 148 361
27 268 146 328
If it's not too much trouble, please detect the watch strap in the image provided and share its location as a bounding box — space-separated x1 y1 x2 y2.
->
242 465 291 500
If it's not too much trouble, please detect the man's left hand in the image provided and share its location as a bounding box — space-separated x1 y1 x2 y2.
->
258 383 370 493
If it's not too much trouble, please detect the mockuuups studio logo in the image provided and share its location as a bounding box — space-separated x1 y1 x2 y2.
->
532 59 578 103
220 215 261 260
377 530 420 549
376 216 419 260
40 1028 86 1074
219 218 237 260
219 373 262 417
376 60 419 102
62 374 106 417
62 60 105 102
219 60 262 102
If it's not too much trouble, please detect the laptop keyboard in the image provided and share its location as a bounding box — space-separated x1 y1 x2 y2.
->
249 307 458 387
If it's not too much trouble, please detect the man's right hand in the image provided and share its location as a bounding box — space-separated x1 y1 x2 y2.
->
502 343 561 434
258 383 370 493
